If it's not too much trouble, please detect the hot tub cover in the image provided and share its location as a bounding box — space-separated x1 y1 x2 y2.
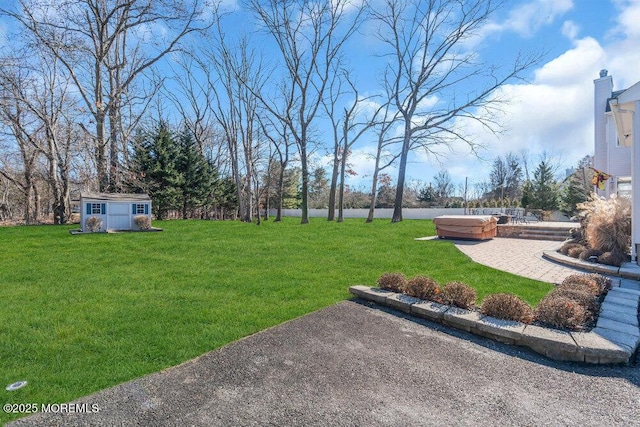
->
433 215 497 240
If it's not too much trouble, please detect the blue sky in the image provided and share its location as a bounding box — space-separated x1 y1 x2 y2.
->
315 0 640 196
2 0 639 199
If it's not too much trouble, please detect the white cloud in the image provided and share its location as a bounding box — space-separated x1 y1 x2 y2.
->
338 0 640 191
561 20 580 40
408 34 608 187
612 0 640 38
479 0 573 40
534 37 604 85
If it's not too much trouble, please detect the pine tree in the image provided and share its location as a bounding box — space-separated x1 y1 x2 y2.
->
529 160 559 211
560 173 590 218
130 121 182 220
176 129 218 219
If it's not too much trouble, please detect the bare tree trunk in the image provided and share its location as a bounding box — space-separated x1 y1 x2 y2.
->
328 148 340 221
392 129 411 223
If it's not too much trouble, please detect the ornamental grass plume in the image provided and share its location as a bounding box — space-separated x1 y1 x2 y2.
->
576 193 631 255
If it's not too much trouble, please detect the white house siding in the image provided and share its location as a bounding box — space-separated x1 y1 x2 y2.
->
594 74 613 175
605 114 632 177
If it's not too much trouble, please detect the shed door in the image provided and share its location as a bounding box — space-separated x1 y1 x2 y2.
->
108 203 131 230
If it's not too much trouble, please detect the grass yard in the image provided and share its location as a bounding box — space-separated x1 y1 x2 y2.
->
0 218 553 423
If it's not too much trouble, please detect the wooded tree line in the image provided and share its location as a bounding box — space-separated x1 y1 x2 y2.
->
0 0 548 225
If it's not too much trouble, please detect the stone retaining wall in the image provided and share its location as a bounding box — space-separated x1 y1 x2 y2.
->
349 286 639 365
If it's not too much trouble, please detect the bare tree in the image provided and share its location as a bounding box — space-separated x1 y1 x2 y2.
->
433 170 453 199
200 21 268 222
258 112 296 222
366 101 402 223
2 0 212 192
246 0 364 224
0 62 43 224
371 0 541 222
323 69 380 222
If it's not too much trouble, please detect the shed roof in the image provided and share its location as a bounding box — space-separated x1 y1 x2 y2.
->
80 192 151 201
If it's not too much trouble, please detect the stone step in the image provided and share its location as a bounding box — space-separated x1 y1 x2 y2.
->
517 233 568 242
498 224 574 241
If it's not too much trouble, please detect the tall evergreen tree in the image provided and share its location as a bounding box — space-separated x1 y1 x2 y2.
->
559 156 592 217
130 122 182 220
560 174 590 218
529 160 558 211
176 129 218 219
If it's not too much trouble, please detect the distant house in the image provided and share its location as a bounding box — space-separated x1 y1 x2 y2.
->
80 192 152 232
593 69 640 198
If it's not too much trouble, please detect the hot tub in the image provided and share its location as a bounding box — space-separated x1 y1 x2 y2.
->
433 215 497 240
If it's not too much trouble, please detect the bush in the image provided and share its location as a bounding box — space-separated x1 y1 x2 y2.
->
134 215 151 230
585 273 612 293
560 242 583 255
376 272 407 293
480 293 533 323
549 288 599 316
567 245 587 258
441 281 477 309
598 250 628 267
577 194 631 255
535 295 588 330
85 216 103 232
404 276 441 301
578 248 603 262
560 274 601 296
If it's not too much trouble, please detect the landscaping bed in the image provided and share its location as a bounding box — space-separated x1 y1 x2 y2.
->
349 283 638 365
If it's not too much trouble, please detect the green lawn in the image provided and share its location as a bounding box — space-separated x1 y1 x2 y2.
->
0 218 553 423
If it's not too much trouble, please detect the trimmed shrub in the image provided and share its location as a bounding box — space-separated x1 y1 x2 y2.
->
549 288 599 316
598 250 628 267
560 274 601 296
480 293 533 323
567 245 587 258
585 273 612 293
404 276 441 302
134 215 151 230
559 242 583 255
578 248 603 262
376 272 407 293
85 216 103 232
535 295 587 330
441 281 477 309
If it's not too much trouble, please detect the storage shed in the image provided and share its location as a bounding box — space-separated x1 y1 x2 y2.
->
80 192 152 232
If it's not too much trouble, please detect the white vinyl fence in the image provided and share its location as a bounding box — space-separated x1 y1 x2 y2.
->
271 208 466 219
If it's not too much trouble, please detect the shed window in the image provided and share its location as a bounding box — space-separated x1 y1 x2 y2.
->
88 203 105 214
133 203 148 214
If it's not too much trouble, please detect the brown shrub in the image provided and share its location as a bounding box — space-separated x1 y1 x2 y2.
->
85 216 103 232
578 248 603 262
441 281 477 309
585 273 612 293
535 295 588 330
567 245 587 258
404 276 441 301
560 274 601 296
480 293 533 323
134 215 151 230
376 272 407 293
598 250 628 267
560 242 584 255
549 288 599 316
